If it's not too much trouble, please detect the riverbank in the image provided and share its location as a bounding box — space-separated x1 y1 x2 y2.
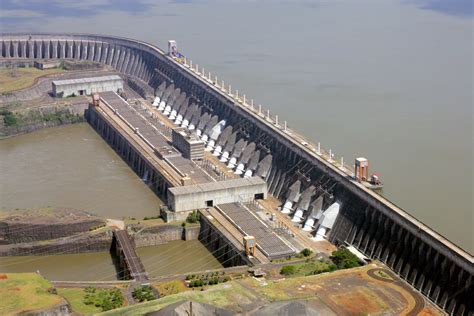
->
0 103 87 139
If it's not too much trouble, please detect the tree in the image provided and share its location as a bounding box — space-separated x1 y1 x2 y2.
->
300 248 313 257
330 248 361 269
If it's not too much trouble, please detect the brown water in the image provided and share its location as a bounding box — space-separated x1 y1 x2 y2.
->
0 124 163 219
0 240 222 281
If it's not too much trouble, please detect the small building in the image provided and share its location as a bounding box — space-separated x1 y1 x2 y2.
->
167 177 267 212
171 127 204 160
52 75 123 97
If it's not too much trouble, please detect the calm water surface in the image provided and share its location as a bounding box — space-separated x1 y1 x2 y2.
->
0 124 163 219
0 240 222 281
1 0 472 252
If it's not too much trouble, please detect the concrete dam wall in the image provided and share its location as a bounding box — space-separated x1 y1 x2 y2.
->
1 33 472 315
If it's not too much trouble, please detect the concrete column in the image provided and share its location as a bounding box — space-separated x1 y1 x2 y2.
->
38 41 43 58
20 41 27 58
106 45 114 65
44 41 50 59
12 41 19 58
112 48 121 68
52 41 58 58
89 42 95 61
60 41 66 59
125 52 135 75
100 43 108 63
28 41 34 58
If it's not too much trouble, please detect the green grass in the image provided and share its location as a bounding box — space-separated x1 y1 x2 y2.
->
57 288 102 315
0 67 64 93
0 273 63 315
99 281 258 315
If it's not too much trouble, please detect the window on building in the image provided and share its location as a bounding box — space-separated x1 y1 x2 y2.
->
205 200 214 207
254 193 264 200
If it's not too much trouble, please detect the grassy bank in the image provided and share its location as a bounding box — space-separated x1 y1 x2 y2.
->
0 67 64 94
0 273 64 315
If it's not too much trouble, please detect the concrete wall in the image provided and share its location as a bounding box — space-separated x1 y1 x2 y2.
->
53 78 123 97
168 177 267 212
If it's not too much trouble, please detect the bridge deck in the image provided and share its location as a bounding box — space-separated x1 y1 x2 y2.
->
113 230 148 282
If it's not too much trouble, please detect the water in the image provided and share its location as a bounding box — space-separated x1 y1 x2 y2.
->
1 1 472 252
0 124 163 219
0 240 222 281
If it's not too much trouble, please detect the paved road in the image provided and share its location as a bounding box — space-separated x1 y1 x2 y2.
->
367 268 425 316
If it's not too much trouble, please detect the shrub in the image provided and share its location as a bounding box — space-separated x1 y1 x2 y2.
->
83 288 124 311
300 248 313 257
132 285 155 302
280 265 297 276
2 111 17 127
186 210 200 224
330 248 361 269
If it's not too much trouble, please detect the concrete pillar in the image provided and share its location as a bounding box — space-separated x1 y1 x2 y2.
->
228 84 231 94
28 41 34 58
258 104 262 114
243 94 246 105
275 115 278 125
13 41 18 58
284 121 287 131
52 41 58 59
20 41 27 58
236 89 239 99
251 99 254 109
317 142 321 154
266 109 270 120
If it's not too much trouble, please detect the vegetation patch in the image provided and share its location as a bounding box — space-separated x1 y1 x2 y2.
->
153 280 189 297
185 271 231 288
57 287 103 315
186 210 200 224
83 287 124 312
280 259 336 277
132 285 156 303
0 273 63 315
330 248 362 269
0 67 64 93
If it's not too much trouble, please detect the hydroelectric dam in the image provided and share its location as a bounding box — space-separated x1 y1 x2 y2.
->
1 33 472 315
